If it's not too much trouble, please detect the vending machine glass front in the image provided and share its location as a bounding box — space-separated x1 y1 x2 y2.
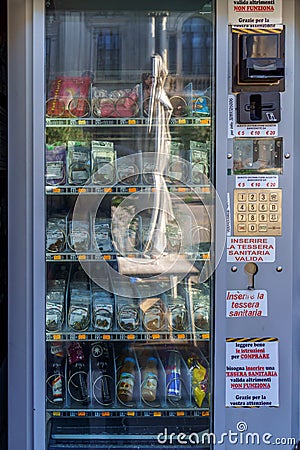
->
45 1 215 448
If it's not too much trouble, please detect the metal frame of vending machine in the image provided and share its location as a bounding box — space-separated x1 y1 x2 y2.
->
7 0 300 450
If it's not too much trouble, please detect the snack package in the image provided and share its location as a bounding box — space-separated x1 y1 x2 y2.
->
93 219 112 252
68 219 90 252
187 355 208 407
92 288 114 331
191 286 210 331
46 143 67 186
46 76 91 118
167 295 187 331
67 141 90 185
68 281 91 331
92 85 139 118
117 155 139 185
189 141 209 182
91 141 115 185
141 297 165 332
117 297 139 331
46 280 66 332
46 216 67 253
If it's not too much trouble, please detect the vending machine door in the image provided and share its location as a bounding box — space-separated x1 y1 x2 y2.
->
43 1 216 449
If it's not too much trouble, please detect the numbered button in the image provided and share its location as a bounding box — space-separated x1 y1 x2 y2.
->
238 193 247 202
259 203 268 212
259 213 268 222
248 203 257 212
248 193 257 202
248 224 257 233
238 203 246 212
248 214 257 222
259 193 267 202
238 213 246 222
269 213 278 222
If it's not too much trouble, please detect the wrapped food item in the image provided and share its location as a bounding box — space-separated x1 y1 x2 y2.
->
92 85 139 118
91 141 115 185
46 143 67 186
67 141 90 185
192 287 210 331
68 281 91 331
167 295 187 331
141 297 165 331
46 280 66 332
46 216 67 253
68 219 90 252
46 76 91 118
117 297 139 331
93 219 112 252
187 355 208 407
92 288 114 331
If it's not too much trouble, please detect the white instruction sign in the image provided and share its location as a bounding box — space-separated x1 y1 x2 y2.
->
226 338 279 407
227 236 275 262
226 290 268 317
228 0 282 27
236 175 278 189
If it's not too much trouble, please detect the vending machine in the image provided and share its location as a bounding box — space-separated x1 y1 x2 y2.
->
7 0 300 449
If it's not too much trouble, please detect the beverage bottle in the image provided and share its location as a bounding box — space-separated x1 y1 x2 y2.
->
67 342 89 404
141 357 158 402
166 351 182 402
49 342 65 403
92 343 113 405
117 356 136 403
51 363 64 403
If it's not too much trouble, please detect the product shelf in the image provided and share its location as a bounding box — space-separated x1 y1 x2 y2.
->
45 184 211 195
45 116 211 128
46 331 210 342
46 407 209 418
46 251 210 262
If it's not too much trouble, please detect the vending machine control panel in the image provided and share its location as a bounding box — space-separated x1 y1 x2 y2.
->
234 188 282 236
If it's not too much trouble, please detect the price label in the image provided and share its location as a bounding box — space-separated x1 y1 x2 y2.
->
236 175 278 189
126 334 135 340
53 255 61 260
103 334 111 340
78 255 86 260
177 334 186 339
151 334 161 340
234 124 278 138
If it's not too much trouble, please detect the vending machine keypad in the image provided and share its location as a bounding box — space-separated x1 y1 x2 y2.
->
234 189 282 236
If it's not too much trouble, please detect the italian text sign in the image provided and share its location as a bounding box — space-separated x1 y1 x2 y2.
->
226 338 279 406
228 0 282 27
